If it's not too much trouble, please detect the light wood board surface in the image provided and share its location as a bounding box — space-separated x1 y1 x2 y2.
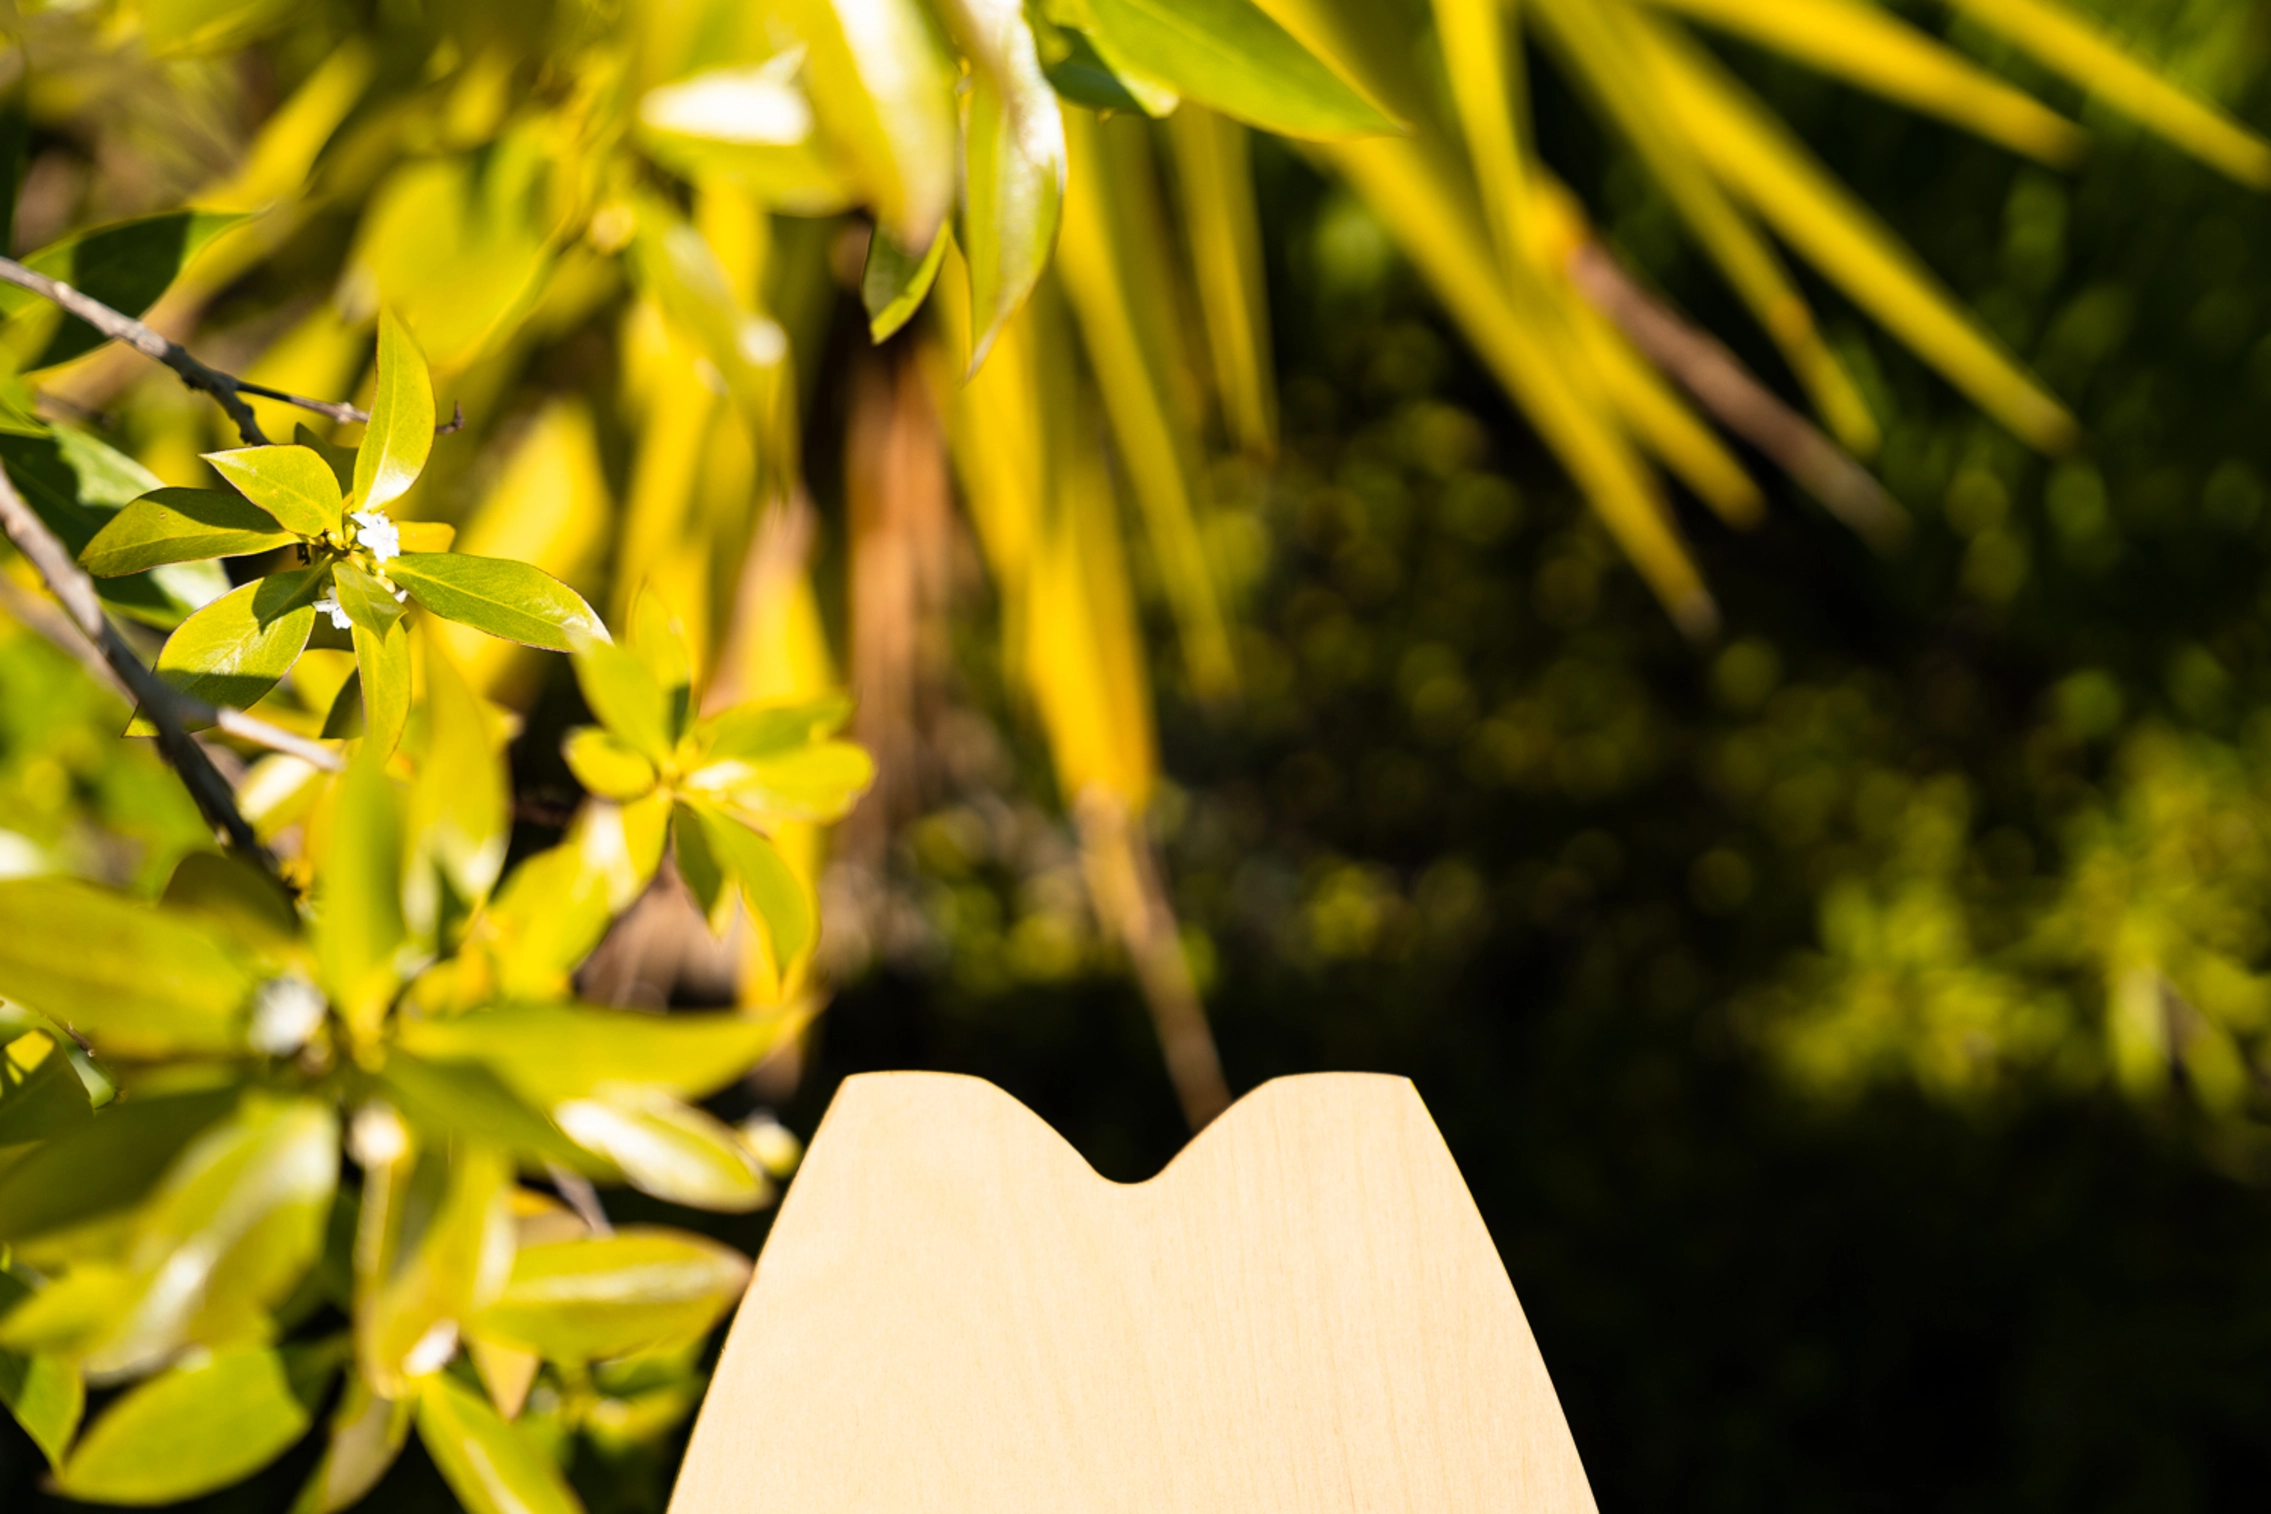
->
671 1072 1599 1513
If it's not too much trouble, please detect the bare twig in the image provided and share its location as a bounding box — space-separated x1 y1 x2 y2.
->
0 462 346 870
0 257 272 445
0 256 468 444
1567 241 1911 554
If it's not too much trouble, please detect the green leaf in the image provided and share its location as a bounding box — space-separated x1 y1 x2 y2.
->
415 1372 581 1514
395 1003 805 1107
135 565 327 733
0 1033 93 1147
322 669 366 741
571 633 672 763
204 445 347 539
672 803 732 927
317 739 407 1041
862 226 949 343
0 1268 83 1472
1037 25 1161 112
291 1374 410 1514
563 727 658 802
0 878 257 1057
635 57 857 216
80 488 295 576
387 552 605 651
0 1087 243 1246
1083 0 1398 139
628 592 694 739
2 211 246 369
355 310 436 514
337 563 410 757
684 804 818 969
293 423 359 493
406 627 510 933
474 1228 750 1364
355 1137 513 1395
555 1090 772 1213
0 427 229 628
957 9 1066 370
377 1053 591 1171
686 741 876 825
787 0 959 250
55 1348 315 1505
162 851 301 944
697 692 854 761
4 1096 339 1376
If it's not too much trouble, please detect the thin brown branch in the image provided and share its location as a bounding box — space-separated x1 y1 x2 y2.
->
0 256 271 445
0 461 344 871
1077 789 1232 1131
0 257 468 444
1567 241 1911 554
547 1162 614 1237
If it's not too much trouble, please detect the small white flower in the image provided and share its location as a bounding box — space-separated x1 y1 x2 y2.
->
350 508 400 563
311 591 352 631
249 975 326 1056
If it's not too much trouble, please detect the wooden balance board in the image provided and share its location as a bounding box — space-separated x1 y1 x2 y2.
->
670 1071 1599 1513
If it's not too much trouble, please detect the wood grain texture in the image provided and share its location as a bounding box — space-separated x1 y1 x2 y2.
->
671 1072 1599 1513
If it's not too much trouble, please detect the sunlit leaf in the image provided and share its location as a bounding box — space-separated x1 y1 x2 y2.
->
377 1054 591 1171
0 1032 91 1149
564 727 658 802
571 632 673 763
697 692 854 761
406 627 510 934
862 225 948 342
677 800 817 968
415 1372 580 1514
0 1269 82 1471
337 563 411 758
0 1087 243 1247
961 53 1065 370
0 426 228 629
0 879 256 1057
395 520 455 552
395 1002 805 1107
389 552 605 651
160 850 301 944
637 55 856 215
355 1134 514 1395
474 1228 750 1364
1166 106 1275 455
133 565 328 734
1083 0 1399 139
316 739 407 1043
355 309 436 514
291 1373 410 1514
55 1348 316 1505
555 1089 772 1213
0 211 246 369
204 445 346 539
80 488 294 576
786 0 959 249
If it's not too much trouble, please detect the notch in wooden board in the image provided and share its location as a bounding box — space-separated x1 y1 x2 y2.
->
670 1072 1599 1513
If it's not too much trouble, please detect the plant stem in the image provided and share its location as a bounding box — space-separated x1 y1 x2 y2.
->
0 461 341 871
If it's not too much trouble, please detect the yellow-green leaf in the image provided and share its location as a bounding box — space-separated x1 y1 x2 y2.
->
355 1135 514 1395
406 627 510 931
55 1349 315 1505
317 740 406 1041
563 727 658 802
862 226 949 343
337 564 410 758
1084 0 1399 139
570 632 673 763
291 1374 410 1514
80 487 294 576
2 211 246 369
135 565 327 733
787 0 959 250
355 310 436 514
414 1372 580 1514
0 879 257 1057
204 445 346 539
678 800 817 967
474 1228 751 1364
697 692 854 761
388 552 605 651
395 1002 806 1107
686 741 875 825
0 1086 243 1246
377 1054 591 1172
0 1269 82 1471
554 1090 772 1213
